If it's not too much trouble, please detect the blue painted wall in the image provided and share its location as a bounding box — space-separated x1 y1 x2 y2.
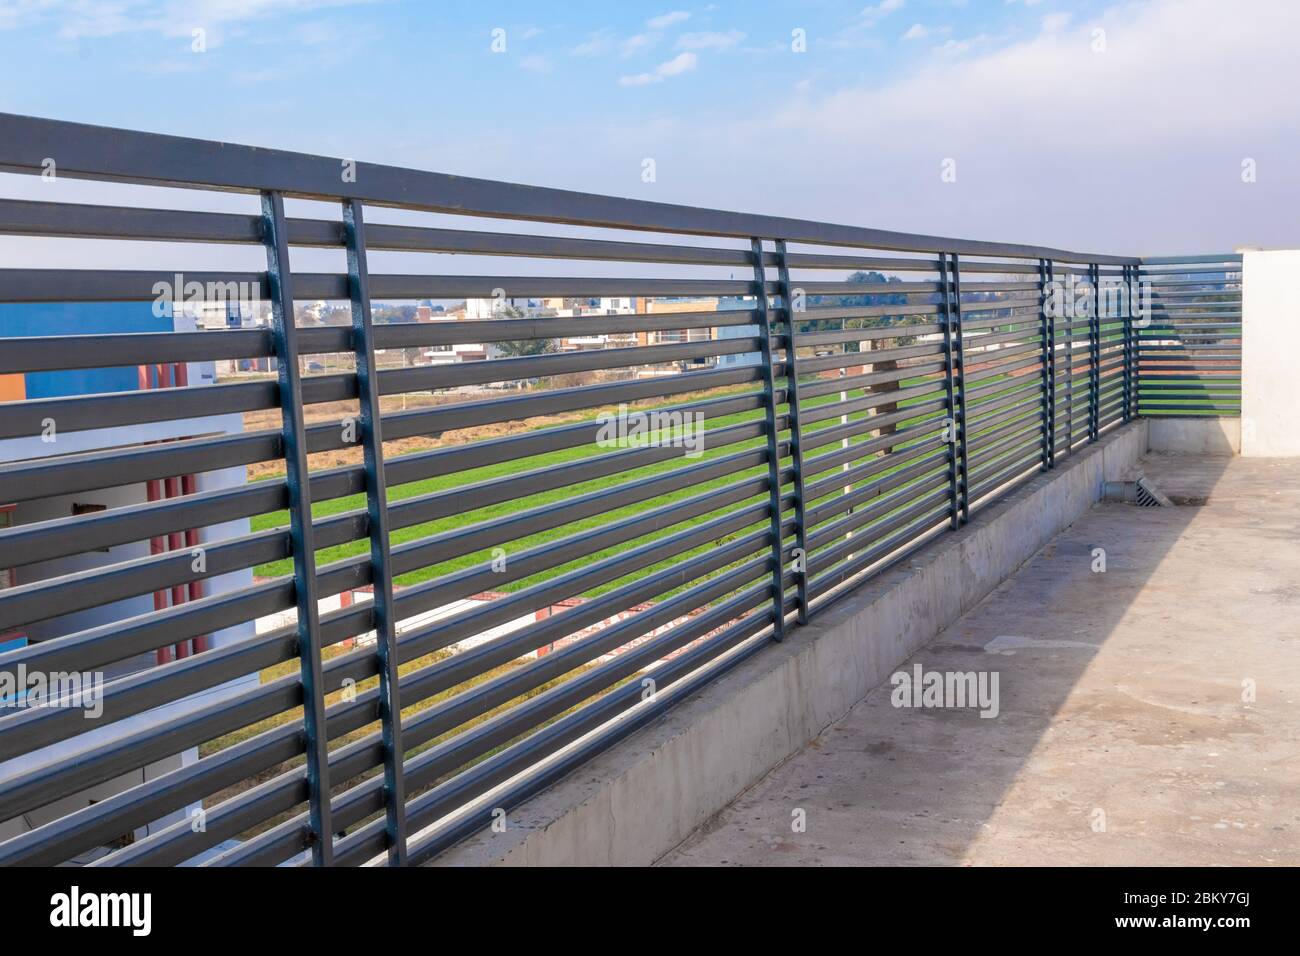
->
0 303 173 399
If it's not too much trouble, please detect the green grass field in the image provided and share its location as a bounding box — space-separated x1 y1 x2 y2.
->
250 377 956 594
249 349 1151 599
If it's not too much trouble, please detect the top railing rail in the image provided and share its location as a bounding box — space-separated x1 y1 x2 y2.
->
0 112 1138 265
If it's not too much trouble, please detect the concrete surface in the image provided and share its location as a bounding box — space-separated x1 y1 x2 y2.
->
435 422 1149 866
661 454 1300 866
1147 417 1240 456
1242 250 1300 457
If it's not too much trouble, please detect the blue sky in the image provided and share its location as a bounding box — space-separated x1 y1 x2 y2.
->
3 1 1100 152
2 1 1298 255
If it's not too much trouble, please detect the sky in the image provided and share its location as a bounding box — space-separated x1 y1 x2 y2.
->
1 0 1298 257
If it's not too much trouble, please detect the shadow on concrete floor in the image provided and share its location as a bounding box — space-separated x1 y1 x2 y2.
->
661 453 1300 866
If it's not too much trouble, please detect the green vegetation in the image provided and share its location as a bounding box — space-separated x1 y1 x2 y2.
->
250 377 953 593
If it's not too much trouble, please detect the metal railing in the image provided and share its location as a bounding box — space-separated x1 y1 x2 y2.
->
1136 255 1243 417
0 113 1226 866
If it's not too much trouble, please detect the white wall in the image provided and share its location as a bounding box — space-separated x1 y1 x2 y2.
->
0 350 259 848
1242 250 1300 456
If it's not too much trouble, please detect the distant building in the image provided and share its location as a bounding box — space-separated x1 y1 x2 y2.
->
465 297 540 320
0 302 259 858
639 297 720 346
422 317 488 365
424 342 490 365
715 295 761 368
190 300 273 374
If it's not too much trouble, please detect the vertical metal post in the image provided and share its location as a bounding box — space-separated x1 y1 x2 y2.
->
343 198 408 865
773 240 811 625
1064 273 1074 454
940 253 970 525
1037 258 1053 470
261 191 333 865
951 254 970 525
750 239 787 640
1134 263 1144 420
1084 263 1094 440
1089 262 1101 440
1127 263 1140 422
1123 265 1133 421
939 253 961 530
1046 259 1058 466
1116 264 1125 422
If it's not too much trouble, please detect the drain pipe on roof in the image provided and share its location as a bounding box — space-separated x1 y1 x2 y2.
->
1102 476 1172 507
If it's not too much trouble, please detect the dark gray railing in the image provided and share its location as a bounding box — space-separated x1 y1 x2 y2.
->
0 113 1220 866
1136 256 1243 417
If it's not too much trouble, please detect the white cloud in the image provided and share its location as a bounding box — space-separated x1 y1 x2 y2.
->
620 31 655 57
571 29 615 56
618 10 696 57
581 0 1300 254
834 0 906 48
860 0 905 23
293 19 347 46
3 0 377 43
647 10 690 30
1041 12 1071 34
619 50 697 86
935 33 988 55
520 54 552 74
677 29 744 51
902 23 928 40
576 10 700 62
0 0 42 31
656 50 697 75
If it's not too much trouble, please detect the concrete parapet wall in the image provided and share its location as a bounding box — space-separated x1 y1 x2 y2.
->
1146 417 1240 456
433 421 1149 866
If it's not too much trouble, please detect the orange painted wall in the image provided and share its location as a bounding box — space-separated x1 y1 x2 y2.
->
0 374 24 402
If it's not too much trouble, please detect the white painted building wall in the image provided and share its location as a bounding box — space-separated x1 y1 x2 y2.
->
0 350 259 852
1241 249 1300 457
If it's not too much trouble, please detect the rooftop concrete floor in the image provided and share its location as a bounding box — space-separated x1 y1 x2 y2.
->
661 454 1300 866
